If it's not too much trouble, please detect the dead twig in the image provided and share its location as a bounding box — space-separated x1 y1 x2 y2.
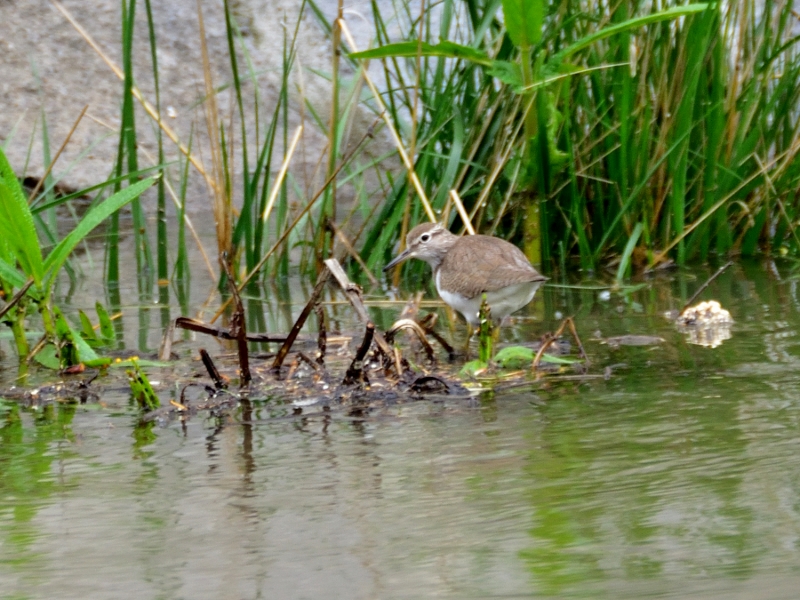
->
273 267 331 372
399 291 424 320
681 261 733 313
327 220 380 287
564 317 589 365
385 318 436 364
417 313 457 360
314 302 326 366
172 318 301 343
285 357 300 381
160 317 303 361
296 351 322 372
199 348 227 390
342 322 375 386
532 317 588 370
0 278 35 321
221 255 251 386
324 258 393 358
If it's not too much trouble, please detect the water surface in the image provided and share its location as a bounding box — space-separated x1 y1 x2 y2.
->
2 260 800 599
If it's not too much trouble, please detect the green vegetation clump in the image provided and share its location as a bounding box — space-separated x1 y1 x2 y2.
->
0 144 154 367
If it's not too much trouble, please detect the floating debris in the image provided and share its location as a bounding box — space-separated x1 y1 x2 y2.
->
675 300 733 327
601 335 665 348
673 300 733 348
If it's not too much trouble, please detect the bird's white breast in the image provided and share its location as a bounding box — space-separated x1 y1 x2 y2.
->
435 269 541 326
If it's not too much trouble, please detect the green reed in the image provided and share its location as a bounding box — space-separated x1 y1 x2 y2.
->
143 0 169 295
347 0 800 274
118 0 152 287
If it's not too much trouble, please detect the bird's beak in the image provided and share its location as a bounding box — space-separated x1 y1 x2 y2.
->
383 248 412 272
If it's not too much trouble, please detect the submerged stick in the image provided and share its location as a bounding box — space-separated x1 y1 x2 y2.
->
296 351 321 372
417 313 457 360
168 318 298 343
272 267 331 372
565 316 589 366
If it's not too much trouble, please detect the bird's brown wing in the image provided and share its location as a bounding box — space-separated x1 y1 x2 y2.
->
438 235 546 299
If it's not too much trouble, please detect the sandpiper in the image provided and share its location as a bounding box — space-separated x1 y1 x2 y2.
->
383 222 547 326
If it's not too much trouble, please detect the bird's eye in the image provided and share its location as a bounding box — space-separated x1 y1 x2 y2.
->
420 234 430 242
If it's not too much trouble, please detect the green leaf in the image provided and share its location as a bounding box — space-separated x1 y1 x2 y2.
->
83 357 112 368
110 358 171 368
0 149 44 285
0 255 29 290
488 60 523 90
55 308 100 365
350 41 493 67
551 4 708 64
494 345 583 368
541 92 569 168
540 354 580 365
42 177 156 293
72 326 100 364
33 344 60 370
494 345 535 369
502 0 543 49
96 302 116 341
54 308 79 368
615 222 644 283
31 164 165 213
79 310 98 341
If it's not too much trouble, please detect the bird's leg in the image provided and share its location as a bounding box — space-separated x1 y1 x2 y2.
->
463 323 473 360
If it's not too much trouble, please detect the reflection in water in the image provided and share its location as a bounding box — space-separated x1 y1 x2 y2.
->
0 403 77 580
520 372 764 596
2 261 800 598
678 321 733 347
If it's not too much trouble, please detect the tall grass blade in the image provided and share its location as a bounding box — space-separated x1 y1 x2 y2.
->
144 0 169 289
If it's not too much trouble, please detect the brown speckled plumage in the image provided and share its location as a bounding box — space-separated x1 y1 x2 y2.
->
384 222 547 326
437 234 545 299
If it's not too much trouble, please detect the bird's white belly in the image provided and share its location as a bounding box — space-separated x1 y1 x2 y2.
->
436 271 542 326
